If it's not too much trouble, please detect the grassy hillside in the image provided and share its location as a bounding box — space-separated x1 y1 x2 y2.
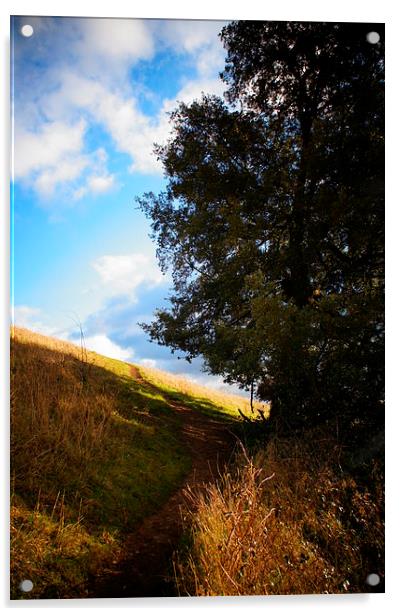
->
10 327 383 598
137 364 268 420
10 327 251 599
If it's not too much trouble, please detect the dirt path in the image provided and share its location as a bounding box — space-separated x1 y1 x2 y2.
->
90 367 237 598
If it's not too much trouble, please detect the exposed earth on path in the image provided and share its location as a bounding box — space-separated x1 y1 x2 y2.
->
89 366 238 598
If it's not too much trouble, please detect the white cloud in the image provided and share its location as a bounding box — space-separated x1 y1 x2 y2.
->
77 333 134 361
13 305 49 333
195 44 226 79
74 174 116 199
13 305 132 362
42 72 165 175
139 358 157 368
13 120 89 197
167 76 225 110
87 174 115 193
92 253 164 298
34 156 90 197
12 305 72 339
159 20 227 80
73 73 225 175
72 148 116 199
14 120 86 178
13 17 228 196
76 18 154 71
159 20 225 55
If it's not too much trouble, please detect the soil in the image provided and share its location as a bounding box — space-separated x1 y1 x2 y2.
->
89 366 237 598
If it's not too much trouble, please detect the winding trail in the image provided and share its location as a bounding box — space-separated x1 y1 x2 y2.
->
90 366 237 598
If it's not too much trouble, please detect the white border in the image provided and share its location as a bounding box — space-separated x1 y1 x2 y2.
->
2 1 399 614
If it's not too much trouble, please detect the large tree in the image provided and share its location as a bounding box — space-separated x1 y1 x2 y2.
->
137 21 384 433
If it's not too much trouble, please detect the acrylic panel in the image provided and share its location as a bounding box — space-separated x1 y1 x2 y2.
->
10 16 384 599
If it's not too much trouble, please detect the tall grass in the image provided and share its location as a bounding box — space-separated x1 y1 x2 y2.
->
11 329 113 495
11 494 118 599
174 429 384 595
11 326 253 599
10 327 194 598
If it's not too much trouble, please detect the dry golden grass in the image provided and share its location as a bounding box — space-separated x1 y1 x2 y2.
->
174 430 384 596
138 364 269 418
11 326 252 599
13 326 383 598
10 326 196 598
11 494 118 599
11 327 115 494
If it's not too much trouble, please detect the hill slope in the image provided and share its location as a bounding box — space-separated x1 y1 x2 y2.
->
10 327 254 599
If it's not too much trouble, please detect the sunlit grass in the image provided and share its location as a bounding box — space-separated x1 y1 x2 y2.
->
137 364 269 420
10 327 269 599
11 495 118 600
10 327 195 598
173 428 384 596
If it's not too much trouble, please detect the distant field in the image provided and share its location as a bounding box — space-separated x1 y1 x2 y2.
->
10 327 249 599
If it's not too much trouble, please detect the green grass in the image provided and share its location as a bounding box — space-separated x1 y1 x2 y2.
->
136 364 268 421
12 327 243 598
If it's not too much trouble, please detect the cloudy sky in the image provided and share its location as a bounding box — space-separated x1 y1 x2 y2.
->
10 15 244 393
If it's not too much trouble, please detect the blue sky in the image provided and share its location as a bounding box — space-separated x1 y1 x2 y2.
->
10 15 244 392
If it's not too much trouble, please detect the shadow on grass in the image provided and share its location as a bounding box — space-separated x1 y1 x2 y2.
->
11 340 191 532
153 389 240 423
10 335 244 599
11 338 241 535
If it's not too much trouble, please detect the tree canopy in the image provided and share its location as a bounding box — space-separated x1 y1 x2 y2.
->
137 21 384 433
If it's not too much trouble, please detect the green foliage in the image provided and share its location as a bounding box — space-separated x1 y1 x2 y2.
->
137 21 384 434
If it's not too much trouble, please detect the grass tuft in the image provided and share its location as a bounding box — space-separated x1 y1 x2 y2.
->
173 429 384 596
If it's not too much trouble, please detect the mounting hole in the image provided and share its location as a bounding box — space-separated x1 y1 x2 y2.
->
366 573 380 587
366 31 380 44
21 24 34 38
19 579 33 592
